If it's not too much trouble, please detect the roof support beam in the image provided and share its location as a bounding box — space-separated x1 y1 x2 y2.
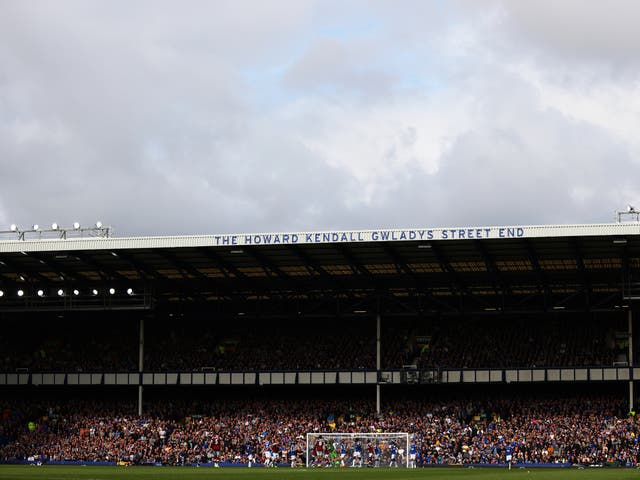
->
242 247 289 280
524 239 550 310
382 244 416 277
428 243 464 307
474 240 509 302
73 252 129 282
570 238 591 310
0 255 50 284
197 248 252 287
156 250 210 280
334 244 372 278
115 251 160 280
26 252 78 282
286 245 334 283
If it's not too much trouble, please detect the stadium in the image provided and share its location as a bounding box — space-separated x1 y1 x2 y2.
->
1 220 640 480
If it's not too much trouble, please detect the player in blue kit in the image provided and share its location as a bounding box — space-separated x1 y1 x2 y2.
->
409 441 417 468
246 443 254 468
352 441 362 467
505 444 513 470
389 442 398 467
289 442 297 468
339 443 347 467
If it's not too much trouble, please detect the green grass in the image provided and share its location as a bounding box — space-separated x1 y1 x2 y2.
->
1 465 639 480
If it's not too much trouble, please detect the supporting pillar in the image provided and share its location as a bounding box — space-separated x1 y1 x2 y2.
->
376 313 381 415
138 317 144 417
629 310 634 414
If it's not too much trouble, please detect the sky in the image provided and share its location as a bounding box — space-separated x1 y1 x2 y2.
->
1 0 640 236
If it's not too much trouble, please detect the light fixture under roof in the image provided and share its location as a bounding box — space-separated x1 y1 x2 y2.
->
57 289 64 296
17 289 24 297
109 288 115 295
92 289 98 296
37 290 44 297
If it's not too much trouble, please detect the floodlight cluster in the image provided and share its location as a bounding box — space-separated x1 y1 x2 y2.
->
0 287 136 298
3 221 110 241
7 221 104 231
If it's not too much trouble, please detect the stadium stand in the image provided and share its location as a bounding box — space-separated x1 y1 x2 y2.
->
0 313 626 372
1 390 638 466
1 222 640 469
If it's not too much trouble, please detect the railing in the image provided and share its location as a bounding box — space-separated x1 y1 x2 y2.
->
0 366 637 386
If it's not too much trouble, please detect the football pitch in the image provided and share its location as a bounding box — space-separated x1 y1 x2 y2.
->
1 466 640 480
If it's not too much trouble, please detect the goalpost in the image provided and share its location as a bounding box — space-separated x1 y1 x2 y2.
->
305 432 409 468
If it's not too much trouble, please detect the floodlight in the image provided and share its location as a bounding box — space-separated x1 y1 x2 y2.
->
9 224 17 231
126 288 133 295
57 289 64 296
92 289 99 296
96 221 103 228
17 289 24 297
109 288 115 295
0 290 4 297
73 222 80 229
73 289 79 296
37 290 44 297
51 223 58 230
33 224 39 231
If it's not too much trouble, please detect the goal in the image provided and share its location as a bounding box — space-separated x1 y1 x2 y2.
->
305 432 409 468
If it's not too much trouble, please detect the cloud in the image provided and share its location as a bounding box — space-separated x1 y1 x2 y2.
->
496 0 640 65
1 1 639 237
283 37 396 98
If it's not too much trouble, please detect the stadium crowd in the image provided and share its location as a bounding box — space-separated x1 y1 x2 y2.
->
1 395 638 467
416 316 621 369
0 315 626 372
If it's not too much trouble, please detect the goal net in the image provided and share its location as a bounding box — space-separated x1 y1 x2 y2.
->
305 432 409 468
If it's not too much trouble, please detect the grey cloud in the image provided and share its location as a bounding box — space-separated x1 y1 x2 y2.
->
495 0 640 66
1 1 638 238
355 109 637 229
283 37 396 98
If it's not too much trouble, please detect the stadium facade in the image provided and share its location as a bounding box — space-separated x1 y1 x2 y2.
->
0 222 639 416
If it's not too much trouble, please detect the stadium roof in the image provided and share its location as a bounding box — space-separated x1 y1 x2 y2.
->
0 222 638 315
